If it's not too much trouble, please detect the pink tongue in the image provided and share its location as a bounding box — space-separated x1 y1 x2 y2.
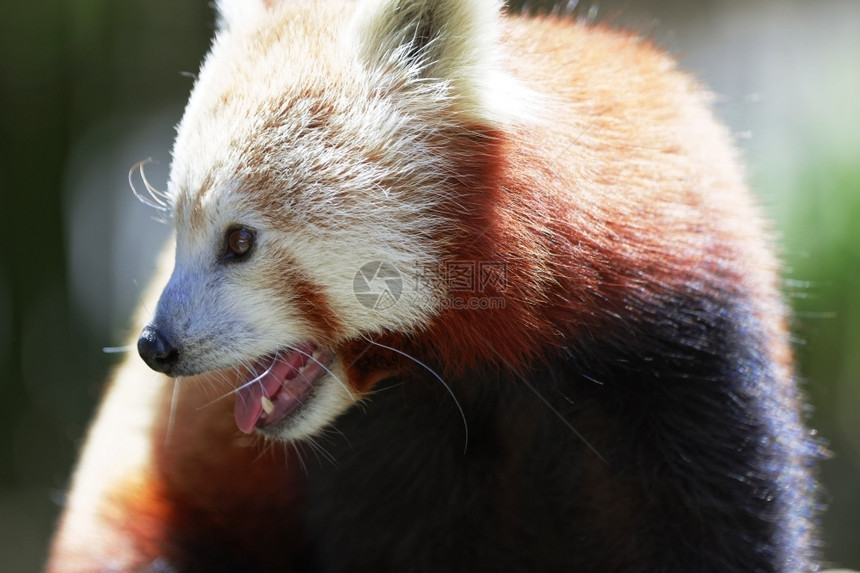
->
233 351 308 434
234 382 266 435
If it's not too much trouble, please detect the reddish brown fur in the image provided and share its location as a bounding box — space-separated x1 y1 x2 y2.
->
267 249 347 344
155 378 303 571
148 380 307 571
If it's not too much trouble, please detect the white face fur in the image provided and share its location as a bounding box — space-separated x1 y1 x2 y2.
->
140 0 517 440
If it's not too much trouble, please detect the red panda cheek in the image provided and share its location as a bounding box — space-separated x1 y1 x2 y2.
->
260 252 345 344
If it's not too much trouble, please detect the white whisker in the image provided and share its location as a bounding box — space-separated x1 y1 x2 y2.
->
165 377 181 447
361 337 469 454
283 344 353 401
469 327 608 465
196 358 272 411
303 434 339 467
291 441 309 477
128 159 171 222
102 345 135 354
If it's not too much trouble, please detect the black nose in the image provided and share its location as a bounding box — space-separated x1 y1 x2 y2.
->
138 325 180 374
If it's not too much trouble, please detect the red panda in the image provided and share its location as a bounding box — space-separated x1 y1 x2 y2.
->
47 0 821 571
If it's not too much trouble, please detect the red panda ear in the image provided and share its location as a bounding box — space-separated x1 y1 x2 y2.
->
352 0 521 123
215 0 275 32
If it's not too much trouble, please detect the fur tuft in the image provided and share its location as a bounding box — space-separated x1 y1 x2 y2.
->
352 0 533 124
215 0 269 32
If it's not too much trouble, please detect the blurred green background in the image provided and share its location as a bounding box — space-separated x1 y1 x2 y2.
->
0 0 857 570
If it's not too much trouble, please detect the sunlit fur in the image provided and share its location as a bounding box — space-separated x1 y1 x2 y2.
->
48 0 820 571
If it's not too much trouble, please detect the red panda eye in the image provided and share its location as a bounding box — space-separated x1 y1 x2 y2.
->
225 228 254 259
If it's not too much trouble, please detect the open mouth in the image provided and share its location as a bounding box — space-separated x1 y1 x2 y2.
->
233 342 334 434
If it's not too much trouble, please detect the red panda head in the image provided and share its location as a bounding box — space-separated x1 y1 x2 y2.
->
136 0 529 440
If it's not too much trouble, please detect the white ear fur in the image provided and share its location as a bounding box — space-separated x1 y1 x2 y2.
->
352 0 524 124
215 0 270 32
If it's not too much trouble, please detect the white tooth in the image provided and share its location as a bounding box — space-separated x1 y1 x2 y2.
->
261 396 275 415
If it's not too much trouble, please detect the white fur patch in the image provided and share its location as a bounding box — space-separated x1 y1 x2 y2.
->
214 0 267 32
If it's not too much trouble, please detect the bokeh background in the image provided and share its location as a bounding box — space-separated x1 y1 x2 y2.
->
1 0 858 570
